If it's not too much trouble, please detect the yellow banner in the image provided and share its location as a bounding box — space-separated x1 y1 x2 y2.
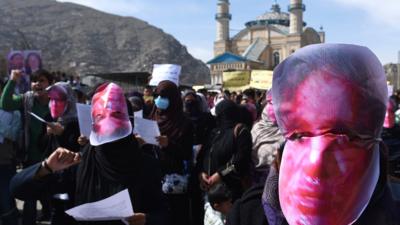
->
250 70 273 90
223 71 251 90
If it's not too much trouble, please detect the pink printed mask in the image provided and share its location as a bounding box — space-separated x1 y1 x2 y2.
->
90 83 132 146
280 134 379 225
49 99 67 119
265 92 276 124
384 99 396 128
47 84 68 119
271 44 387 225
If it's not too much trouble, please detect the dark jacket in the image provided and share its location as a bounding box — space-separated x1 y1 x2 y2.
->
43 120 81 157
10 147 167 225
199 125 253 200
143 119 193 176
226 184 268 225
188 112 216 147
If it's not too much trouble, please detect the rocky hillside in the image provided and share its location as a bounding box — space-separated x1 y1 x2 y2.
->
0 0 210 85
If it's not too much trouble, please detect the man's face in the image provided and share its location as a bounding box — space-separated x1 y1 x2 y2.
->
280 135 379 225
278 73 380 225
31 76 50 97
143 88 152 96
90 83 132 146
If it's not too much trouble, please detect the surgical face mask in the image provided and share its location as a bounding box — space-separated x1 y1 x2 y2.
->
155 96 170 110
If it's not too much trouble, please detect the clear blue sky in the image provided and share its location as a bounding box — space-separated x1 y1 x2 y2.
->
57 0 400 65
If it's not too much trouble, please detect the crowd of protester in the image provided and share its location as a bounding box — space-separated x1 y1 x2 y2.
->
0 43 399 225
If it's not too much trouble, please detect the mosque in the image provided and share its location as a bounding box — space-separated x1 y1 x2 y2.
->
207 0 325 85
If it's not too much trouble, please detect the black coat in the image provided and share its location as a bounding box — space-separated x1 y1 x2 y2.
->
43 120 81 157
199 125 253 200
226 184 268 225
10 146 167 225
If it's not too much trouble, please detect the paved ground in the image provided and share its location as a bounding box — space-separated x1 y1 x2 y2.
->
0 200 48 225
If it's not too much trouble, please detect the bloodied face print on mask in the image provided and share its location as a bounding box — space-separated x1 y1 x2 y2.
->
269 44 387 225
90 83 132 146
47 84 68 119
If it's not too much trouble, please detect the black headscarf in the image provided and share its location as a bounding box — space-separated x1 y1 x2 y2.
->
183 91 202 118
215 100 240 129
75 135 141 205
150 81 185 141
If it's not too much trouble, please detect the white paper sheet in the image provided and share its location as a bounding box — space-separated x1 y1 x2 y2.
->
76 103 92 137
65 189 134 222
29 111 51 125
134 110 143 118
133 117 160 145
149 64 181 86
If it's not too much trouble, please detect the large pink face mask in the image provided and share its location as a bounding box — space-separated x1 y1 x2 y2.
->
90 83 132 146
47 85 68 119
271 44 387 225
280 134 379 225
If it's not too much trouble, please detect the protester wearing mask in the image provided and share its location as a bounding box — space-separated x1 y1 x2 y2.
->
262 44 399 225
41 82 81 224
183 91 216 225
11 82 167 225
143 80 193 225
45 82 80 156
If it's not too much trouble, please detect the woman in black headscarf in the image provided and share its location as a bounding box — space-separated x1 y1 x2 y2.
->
183 91 216 225
145 80 193 225
198 99 253 201
10 83 166 225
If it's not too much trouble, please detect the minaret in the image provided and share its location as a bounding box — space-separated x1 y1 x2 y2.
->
289 0 305 34
215 0 231 41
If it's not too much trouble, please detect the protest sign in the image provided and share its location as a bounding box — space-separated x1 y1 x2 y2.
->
149 64 181 86
250 70 273 90
76 103 92 137
222 71 251 91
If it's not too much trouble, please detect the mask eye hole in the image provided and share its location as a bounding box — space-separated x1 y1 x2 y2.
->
111 111 125 119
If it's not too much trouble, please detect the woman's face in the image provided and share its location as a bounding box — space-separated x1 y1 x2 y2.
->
49 99 67 119
10 53 24 70
28 54 41 71
48 87 68 119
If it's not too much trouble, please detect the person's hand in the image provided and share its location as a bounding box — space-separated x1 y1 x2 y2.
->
46 122 64 136
123 213 146 225
134 135 146 147
10 70 22 82
208 172 222 187
46 147 81 172
199 172 210 191
156 135 168 148
77 135 89 146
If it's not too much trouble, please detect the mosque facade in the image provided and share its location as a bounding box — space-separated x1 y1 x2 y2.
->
208 0 325 85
